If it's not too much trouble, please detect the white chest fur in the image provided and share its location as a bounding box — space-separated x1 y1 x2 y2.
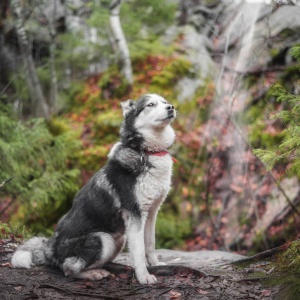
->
135 154 173 212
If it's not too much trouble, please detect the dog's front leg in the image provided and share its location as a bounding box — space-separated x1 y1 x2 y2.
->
127 216 157 284
144 203 166 266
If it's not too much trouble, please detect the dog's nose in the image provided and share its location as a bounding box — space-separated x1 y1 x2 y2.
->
166 105 174 111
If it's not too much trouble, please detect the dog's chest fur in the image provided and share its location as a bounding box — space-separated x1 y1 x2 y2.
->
136 155 172 212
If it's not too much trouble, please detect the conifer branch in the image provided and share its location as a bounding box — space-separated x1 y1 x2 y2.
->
216 92 300 217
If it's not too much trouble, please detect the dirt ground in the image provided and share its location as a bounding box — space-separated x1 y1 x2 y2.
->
0 239 280 300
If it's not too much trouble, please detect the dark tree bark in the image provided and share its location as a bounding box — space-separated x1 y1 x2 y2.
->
35 0 59 113
10 0 50 120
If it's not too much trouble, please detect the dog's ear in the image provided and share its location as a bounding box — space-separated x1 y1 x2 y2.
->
120 100 135 117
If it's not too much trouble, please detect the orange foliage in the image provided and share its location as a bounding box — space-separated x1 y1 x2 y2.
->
133 55 174 85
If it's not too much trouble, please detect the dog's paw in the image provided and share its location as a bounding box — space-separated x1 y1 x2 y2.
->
89 269 111 280
147 257 167 266
74 269 111 280
153 261 167 266
137 273 157 284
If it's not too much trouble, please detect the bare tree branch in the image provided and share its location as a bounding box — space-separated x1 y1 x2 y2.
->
0 177 14 189
109 0 133 85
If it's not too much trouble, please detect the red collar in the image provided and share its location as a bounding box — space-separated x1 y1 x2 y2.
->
144 150 169 156
144 150 177 163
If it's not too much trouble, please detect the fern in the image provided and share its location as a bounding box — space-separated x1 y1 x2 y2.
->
290 46 300 61
252 149 281 170
254 46 300 174
0 103 81 233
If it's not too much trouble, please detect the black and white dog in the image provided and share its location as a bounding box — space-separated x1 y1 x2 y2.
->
11 94 176 284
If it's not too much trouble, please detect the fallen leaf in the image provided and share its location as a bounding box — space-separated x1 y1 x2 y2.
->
261 289 271 296
169 290 182 299
1 262 11 267
198 289 209 294
84 281 95 289
14 286 23 292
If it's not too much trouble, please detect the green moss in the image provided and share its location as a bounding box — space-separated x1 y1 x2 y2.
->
278 28 299 39
263 241 300 299
130 40 174 61
0 222 33 240
276 241 300 274
48 117 82 137
62 81 86 111
156 211 192 249
94 110 122 129
151 58 192 89
77 145 110 171
98 67 131 99
270 48 280 58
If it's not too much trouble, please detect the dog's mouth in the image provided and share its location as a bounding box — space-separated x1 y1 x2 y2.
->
156 113 175 122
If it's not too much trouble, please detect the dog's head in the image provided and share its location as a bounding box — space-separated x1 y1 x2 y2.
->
120 94 176 150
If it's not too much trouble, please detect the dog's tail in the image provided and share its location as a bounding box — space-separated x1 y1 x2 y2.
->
11 237 53 268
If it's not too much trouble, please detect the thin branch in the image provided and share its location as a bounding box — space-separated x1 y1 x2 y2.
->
0 177 14 189
224 64 298 76
0 76 17 97
228 243 289 265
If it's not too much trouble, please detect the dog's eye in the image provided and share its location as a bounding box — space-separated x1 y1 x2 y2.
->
147 103 154 107
163 101 167 104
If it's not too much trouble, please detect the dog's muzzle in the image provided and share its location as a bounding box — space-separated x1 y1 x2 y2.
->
166 105 174 111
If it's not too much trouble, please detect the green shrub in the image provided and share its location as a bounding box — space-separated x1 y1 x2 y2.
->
0 103 81 234
98 67 131 99
0 222 33 241
156 211 192 249
253 46 300 176
151 58 192 88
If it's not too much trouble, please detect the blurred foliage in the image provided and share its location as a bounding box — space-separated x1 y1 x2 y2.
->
156 211 192 249
99 66 131 99
87 0 176 64
0 222 33 241
120 0 176 37
0 103 80 234
253 46 300 177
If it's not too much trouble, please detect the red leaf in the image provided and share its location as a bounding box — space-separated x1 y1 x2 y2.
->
198 289 209 294
169 290 182 299
261 289 271 296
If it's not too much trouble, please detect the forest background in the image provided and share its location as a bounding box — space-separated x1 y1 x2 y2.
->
1 0 300 256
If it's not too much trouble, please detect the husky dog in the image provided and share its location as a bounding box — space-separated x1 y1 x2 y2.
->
11 94 176 284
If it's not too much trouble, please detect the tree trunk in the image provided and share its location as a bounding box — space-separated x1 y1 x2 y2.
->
109 0 133 85
49 41 58 113
45 0 58 112
10 0 50 120
36 0 58 113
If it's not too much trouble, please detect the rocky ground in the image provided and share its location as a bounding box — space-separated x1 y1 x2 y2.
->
0 239 281 300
